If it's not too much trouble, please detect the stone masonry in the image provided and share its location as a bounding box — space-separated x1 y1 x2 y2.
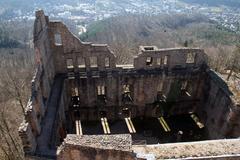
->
18 10 240 159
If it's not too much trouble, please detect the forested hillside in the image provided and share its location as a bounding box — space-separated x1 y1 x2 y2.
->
0 10 239 159
180 0 240 7
81 14 240 68
0 21 33 48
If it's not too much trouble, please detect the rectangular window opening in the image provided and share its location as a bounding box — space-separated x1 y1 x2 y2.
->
74 87 79 96
122 84 133 103
54 33 62 46
123 84 130 93
101 86 105 95
71 87 78 96
90 56 98 68
97 86 101 95
97 85 105 95
186 52 196 63
66 59 74 69
146 57 153 66
164 56 168 65
157 57 161 65
105 57 110 68
78 57 86 68
144 47 154 51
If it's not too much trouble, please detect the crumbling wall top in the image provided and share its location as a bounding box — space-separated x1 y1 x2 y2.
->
58 134 132 152
57 134 135 160
134 46 208 70
46 18 117 72
34 10 49 42
133 139 240 159
139 46 204 53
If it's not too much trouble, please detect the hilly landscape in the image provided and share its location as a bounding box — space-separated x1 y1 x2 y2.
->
180 0 240 7
80 14 240 69
0 0 239 159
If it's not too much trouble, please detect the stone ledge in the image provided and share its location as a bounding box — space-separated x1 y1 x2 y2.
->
57 134 136 160
133 139 240 159
59 134 132 152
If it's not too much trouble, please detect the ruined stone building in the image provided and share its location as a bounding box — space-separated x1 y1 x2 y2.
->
19 10 240 160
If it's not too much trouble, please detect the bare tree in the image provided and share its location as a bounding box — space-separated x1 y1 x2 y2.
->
227 45 240 80
0 49 34 159
0 104 24 160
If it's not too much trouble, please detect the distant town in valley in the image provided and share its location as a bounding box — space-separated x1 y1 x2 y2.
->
1 0 240 35
0 0 240 160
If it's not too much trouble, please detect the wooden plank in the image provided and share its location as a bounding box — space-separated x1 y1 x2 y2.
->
185 91 191 97
128 117 136 133
101 118 107 134
79 120 83 135
158 117 171 132
160 117 171 132
104 118 111 134
75 120 79 135
125 118 133 133
158 117 168 132
75 120 83 135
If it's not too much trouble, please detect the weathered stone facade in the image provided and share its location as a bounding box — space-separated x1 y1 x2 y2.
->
18 10 240 159
57 134 135 160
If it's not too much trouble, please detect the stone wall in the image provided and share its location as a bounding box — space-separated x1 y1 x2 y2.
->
57 134 136 160
197 70 240 139
19 10 56 154
19 10 240 159
134 46 207 70
133 139 240 159
70 69 206 121
36 9 210 121
47 21 116 74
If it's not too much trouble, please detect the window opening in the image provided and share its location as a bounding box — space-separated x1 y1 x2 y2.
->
66 59 74 69
157 57 161 65
77 57 85 68
122 84 133 103
105 57 110 67
54 33 62 45
146 57 153 66
144 47 154 51
90 56 98 68
164 56 168 65
97 85 105 95
123 84 130 93
186 52 196 63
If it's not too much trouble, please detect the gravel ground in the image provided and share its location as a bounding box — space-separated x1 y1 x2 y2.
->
133 139 240 159
63 134 132 151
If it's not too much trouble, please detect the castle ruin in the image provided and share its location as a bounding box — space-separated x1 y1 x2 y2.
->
19 10 240 160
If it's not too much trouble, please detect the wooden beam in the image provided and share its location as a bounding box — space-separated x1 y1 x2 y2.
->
125 117 136 133
158 117 171 132
128 117 136 133
75 120 83 135
104 117 111 134
101 118 108 134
